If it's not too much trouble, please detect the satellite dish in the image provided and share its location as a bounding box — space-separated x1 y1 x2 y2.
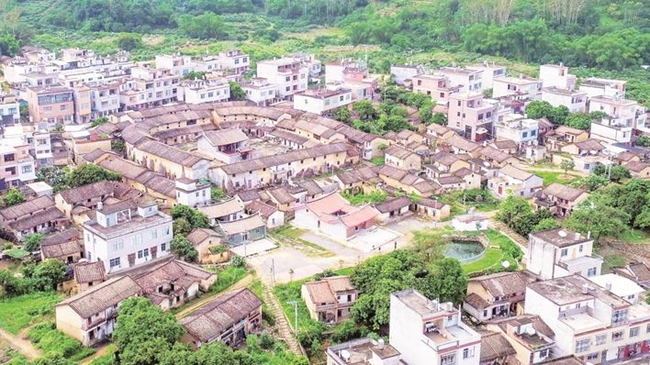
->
501 260 511 268
558 230 567 237
526 327 536 336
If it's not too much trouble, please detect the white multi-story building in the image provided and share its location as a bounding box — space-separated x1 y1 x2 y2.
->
119 66 180 110
241 78 278 106
175 178 211 207
541 87 587 113
257 57 308 100
155 55 194 76
293 87 352 115
493 76 543 100
83 201 173 273
466 63 506 90
4 123 53 168
177 78 230 104
539 64 577 90
88 81 121 118
217 50 250 79
526 273 650 364
438 67 483 93
0 93 20 125
292 53 321 79
494 115 539 150
390 289 481 365
527 228 602 281
579 78 626 99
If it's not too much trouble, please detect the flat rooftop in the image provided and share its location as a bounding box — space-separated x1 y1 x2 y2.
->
560 311 607 333
530 228 591 248
327 338 400 365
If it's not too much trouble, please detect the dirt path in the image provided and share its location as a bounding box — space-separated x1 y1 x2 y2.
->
175 274 256 319
79 344 112 365
261 284 303 356
0 328 42 360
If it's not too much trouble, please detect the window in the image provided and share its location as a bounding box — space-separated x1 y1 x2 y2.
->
144 248 149 257
579 245 583 252
612 331 624 342
441 354 456 365
631 327 640 338
531 130 537 136
587 267 597 277
137 250 143 259
539 349 548 358
151 229 158 239
646 323 650 333
612 309 628 324
575 339 590 353
462 347 475 359
109 258 121 267
112 240 124 250
522 132 528 138
21 165 32 174
161 243 167 252
560 248 568 257
587 353 598 360
595 334 606 345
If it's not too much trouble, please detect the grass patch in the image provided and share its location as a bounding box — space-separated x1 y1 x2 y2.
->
461 248 504 273
371 157 385 166
0 292 61 334
28 322 95 361
89 344 117 365
274 279 318 332
602 254 628 273
273 225 306 240
620 229 650 244
210 266 248 293
531 170 581 186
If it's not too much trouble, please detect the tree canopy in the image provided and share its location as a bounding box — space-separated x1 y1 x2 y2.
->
69 164 121 187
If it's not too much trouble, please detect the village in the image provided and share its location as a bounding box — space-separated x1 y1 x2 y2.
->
0 46 649 365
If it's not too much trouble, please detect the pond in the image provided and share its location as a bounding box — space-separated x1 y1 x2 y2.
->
443 240 485 263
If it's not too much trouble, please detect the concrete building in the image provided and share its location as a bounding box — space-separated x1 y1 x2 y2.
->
25 86 75 124
533 183 590 218
486 315 556 365
448 93 495 142
215 214 266 246
217 50 250 79
539 64 576 90
175 178 211 208
177 78 230 104
119 66 180 111
257 57 308 100
439 67 484 93
154 54 194 76
488 165 543 199
464 272 533 323
493 76 542 100
466 63 506 90
301 276 358 323
412 74 460 105
87 81 121 118
293 87 353 115
590 118 633 145
241 78 279 106
0 93 20 125
390 289 481 365
541 87 587 113
494 115 539 151
391 64 424 85
525 274 650 364
326 338 402 365
526 228 602 280
82 201 173 273
579 78 626 99
0 140 37 189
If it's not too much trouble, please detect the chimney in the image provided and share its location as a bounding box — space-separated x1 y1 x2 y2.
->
97 201 103 211
575 232 580 240
587 231 591 239
582 283 589 294
606 282 612 291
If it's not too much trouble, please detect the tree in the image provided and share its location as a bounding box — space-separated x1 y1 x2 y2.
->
581 174 610 191
170 235 198 262
428 257 467 304
609 165 631 182
31 259 66 291
177 12 230 39
332 107 351 124
173 217 193 237
496 196 532 226
0 33 20 56
117 33 142 51
532 218 561 233
184 71 206 80
68 164 121 187
3 188 25 206
91 117 109 128
566 198 630 242
24 233 45 252
560 159 575 177
636 135 650 147
170 205 210 229
37 166 70 192
114 297 185 365
565 113 593 130
211 187 226 201
353 100 376 120
525 101 555 120
229 82 246 101
430 112 448 126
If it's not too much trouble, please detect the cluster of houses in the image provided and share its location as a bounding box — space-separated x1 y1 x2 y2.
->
308 227 650 365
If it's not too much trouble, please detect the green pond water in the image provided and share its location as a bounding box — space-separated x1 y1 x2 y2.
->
443 241 485 260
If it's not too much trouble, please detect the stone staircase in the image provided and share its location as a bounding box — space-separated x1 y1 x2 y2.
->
261 284 304 356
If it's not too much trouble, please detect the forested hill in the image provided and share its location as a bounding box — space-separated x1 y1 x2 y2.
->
1 0 650 71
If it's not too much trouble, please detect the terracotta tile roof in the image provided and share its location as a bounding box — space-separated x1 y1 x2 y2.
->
555 125 587 136
340 205 379 227
417 198 447 209
135 139 206 167
437 175 465 185
541 183 588 202
432 151 461 166
427 123 450 136
298 180 323 196
385 144 415 160
42 228 79 246
245 200 278 219
304 193 378 227
236 189 261 202
0 195 54 220
268 187 295 205
187 228 220 247
303 276 355 305
96 155 148 180
58 181 119 205
493 139 518 150
479 146 512 163
499 165 535 181
217 214 265 235
480 332 516 363
83 149 113 163
464 292 489 310
626 160 650 173
58 276 142 319
199 198 244 219
132 259 214 295
9 206 64 231
180 288 262 343
374 197 412 213
41 239 81 259
574 139 604 151
470 272 530 298
73 261 106 284
202 129 248 147
448 135 481 152
219 143 348 175
268 128 310 145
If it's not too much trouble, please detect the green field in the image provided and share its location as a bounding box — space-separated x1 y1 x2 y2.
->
532 170 581 186
0 292 61 334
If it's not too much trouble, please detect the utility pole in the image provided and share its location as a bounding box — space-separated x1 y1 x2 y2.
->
288 300 298 335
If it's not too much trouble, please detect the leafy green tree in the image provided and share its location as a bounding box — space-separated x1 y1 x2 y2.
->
428 257 467 304
184 71 206 80
170 236 198 263
496 196 531 226
112 139 126 153
229 82 246 101
353 100 376 120
566 198 630 242
24 233 45 252
581 174 610 191
3 188 25 206
170 205 210 229
37 167 71 192
177 12 230 39
560 159 575 177
117 33 142 51
565 113 593 130
636 135 650 147
91 117 109 128
0 33 20 56
69 164 121 187
114 297 185 365
211 187 226 201
525 101 555 120
173 217 193 237
431 112 448 126
332 107 351 124
610 166 631 182
532 218 561 233
32 259 67 291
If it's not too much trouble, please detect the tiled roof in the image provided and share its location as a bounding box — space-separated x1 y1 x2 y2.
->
58 181 119 205
374 197 412 213
9 207 64 231
302 276 355 306
470 272 530 298
217 214 265 235
135 139 206 167
268 187 295 205
245 200 278 219
0 195 54 220
187 228 220 246
499 165 534 181
202 129 248 147
73 261 106 284
385 144 415 160
480 332 516 363
58 276 142 319
541 183 587 202
199 198 244 219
